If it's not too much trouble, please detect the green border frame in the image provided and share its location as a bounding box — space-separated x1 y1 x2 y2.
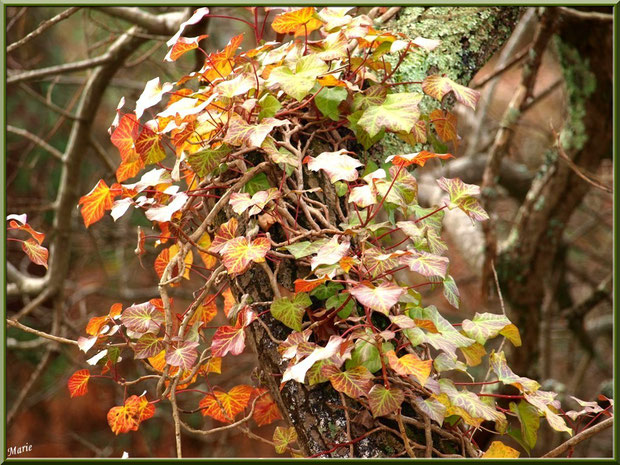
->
1 2 617 463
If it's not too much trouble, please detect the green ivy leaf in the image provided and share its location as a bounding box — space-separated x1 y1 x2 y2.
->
509 400 541 452
187 145 231 177
368 384 404 418
311 281 343 300
315 86 347 121
268 54 329 102
258 94 282 120
442 274 460 309
358 93 422 138
270 293 312 331
242 172 271 195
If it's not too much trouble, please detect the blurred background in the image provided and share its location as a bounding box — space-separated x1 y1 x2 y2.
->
5 6 613 458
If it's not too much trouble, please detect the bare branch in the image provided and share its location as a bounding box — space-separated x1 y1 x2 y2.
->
541 416 613 458
6 319 78 346
7 7 81 53
7 125 64 160
7 55 113 85
93 7 186 36
557 6 613 22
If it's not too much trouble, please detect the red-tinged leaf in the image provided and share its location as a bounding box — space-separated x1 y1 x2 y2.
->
198 357 222 375
224 116 289 148
189 299 218 326
368 384 404 418
86 315 110 336
253 389 283 426
8 219 45 244
385 350 432 387
187 145 230 177
358 93 422 138
209 218 238 254
400 250 449 278
222 287 236 317
329 365 374 399
78 179 121 228
211 324 246 358
199 385 253 423
305 149 362 183
134 333 165 359
482 441 520 458
430 109 458 146
386 150 454 168
135 77 173 119
273 426 298 454
125 394 156 423
121 301 164 334
154 244 193 283
68 369 90 398
165 34 208 62
107 404 139 435
348 281 404 315
166 340 199 370
21 239 48 269
349 184 378 208
116 151 144 182
423 75 480 110
135 125 166 165
166 7 210 48
111 114 139 160
272 7 322 36
294 276 328 293
220 236 270 275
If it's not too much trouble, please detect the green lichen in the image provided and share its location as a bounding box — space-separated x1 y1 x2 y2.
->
554 36 596 152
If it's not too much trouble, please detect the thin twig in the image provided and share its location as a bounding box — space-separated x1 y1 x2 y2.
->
541 416 613 457
7 7 81 53
7 125 64 160
6 318 78 346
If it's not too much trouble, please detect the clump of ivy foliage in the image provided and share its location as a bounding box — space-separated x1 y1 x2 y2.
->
64 7 603 458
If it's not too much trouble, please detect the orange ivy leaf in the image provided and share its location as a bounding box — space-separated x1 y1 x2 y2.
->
294 276 328 294
78 179 121 228
21 239 49 269
385 150 454 168
67 369 90 398
328 365 374 399
126 394 156 423
165 35 208 62
189 298 218 326
111 113 139 160
252 388 283 426
8 218 45 244
422 75 480 110
107 394 154 435
222 287 236 317
135 125 166 165
199 385 253 423
348 281 404 315
210 324 246 358
196 233 217 269
385 350 432 387
198 357 222 376
116 150 145 182
209 218 238 254
154 244 193 284
272 7 323 37
85 315 110 336
221 236 270 275
430 109 458 146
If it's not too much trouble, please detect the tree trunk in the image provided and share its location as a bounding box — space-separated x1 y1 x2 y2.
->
229 7 523 457
497 8 612 378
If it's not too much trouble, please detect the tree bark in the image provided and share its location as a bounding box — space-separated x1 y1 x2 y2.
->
230 7 523 457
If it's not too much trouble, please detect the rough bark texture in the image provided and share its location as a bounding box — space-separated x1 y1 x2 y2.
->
228 7 523 457
497 9 612 378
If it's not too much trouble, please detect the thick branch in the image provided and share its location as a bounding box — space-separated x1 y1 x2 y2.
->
541 417 613 458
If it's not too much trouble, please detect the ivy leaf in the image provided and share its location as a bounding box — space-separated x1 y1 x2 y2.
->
352 85 387 112
154 244 193 283
462 312 517 346
230 188 280 216
107 404 139 435
253 388 283 426
430 109 458 146
509 400 540 452
217 72 256 98
220 236 270 275
315 86 347 121
145 192 189 223
349 185 378 208
328 365 374 399
67 369 90 398
413 395 446 425
500 324 522 347
79 179 121 228
7 215 45 244
135 77 173 118
347 110 384 149
400 250 449 278
135 125 166 165
242 172 272 195
121 302 164 334
442 275 460 309
209 218 238 254
436 176 489 222
258 94 282 121
282 239 328 259
134 333 165 359
21 239 49 269
271 7 322 36
187 145 230 177
524 390 572 435
196 233 217 270
110 113 139 162
189 299 218 327
165 340 199 370
482 441 520 458
305 149 363 183
270 293 312 331
422 74 480 110
273 426 298 454
348 282 404 315
224 116 289 148
385 150 454 168
358 93 422 138
368 384 404 418
268 54 328 101
490 351 540 393
294 276 329 293
199 385 253 423
211 324 246 358
385 350 432 387
310 236 350 270
282 335 343 383
459 342 486 367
